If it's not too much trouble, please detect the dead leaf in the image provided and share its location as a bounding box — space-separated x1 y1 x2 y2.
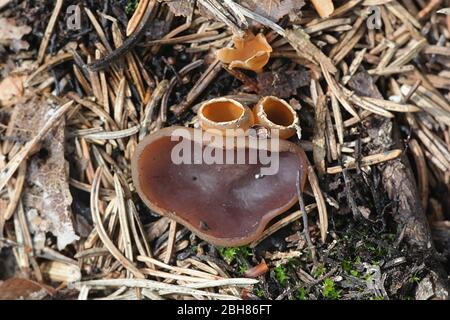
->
0 75 26 104
240 0 305 21
0 18 31 41
158 0 194 17
11 97 79 250
243 260 269 278
347 71 384 99
0 278 54 300
10 39 30 52
257 69 310 98
160 0 305 22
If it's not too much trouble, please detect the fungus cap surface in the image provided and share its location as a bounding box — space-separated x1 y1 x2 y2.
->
132 127 308 246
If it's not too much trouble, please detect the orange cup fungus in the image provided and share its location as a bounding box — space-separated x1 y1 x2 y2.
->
216 32 272 73
133 44 305 246
197 98 254 135
253 96 299 140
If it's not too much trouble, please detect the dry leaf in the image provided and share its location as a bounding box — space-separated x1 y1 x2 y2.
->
11 97 79 250
160 0 219 21
243 260 269 278
239 0 305 21
347 71 384 99
0 278 53 300
158 0 194 17
0 18 31 41
0 75 26 104
159 0 305 22
10 39 30 52
257 69 310 98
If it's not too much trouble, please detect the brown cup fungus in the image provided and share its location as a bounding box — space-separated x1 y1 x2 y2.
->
253 96 299 140
216 32 272 73
198 98 254 135
131 127 308 247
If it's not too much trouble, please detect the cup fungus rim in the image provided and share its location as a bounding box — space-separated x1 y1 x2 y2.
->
216 32 273 73
255 96 299 130
131 126 309 247
198 97 254 132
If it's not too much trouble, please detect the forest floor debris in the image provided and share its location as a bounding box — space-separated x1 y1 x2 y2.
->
0 0 449 300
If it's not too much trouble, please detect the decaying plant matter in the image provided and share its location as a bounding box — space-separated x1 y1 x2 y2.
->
0 0 449 300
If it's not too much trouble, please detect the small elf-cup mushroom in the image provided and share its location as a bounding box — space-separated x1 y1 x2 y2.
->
253 96 299 140
131 126 309 247
197 97 254 135
216 32 272 73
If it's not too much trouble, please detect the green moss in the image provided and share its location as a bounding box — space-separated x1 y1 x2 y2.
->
322 278 341 299
342 259 360 277
125 0 139 15
342 260 352 272
296 287 308 300
409 273 422 285
255 288 265 298
274 265 289 285
238 246 253 257
364 273 374 282
238 265 248 275
219 247 238 264
313 264 326 278
350 270 360 277
218 246 252 265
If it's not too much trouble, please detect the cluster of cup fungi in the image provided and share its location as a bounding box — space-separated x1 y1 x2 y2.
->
132 32 309 247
